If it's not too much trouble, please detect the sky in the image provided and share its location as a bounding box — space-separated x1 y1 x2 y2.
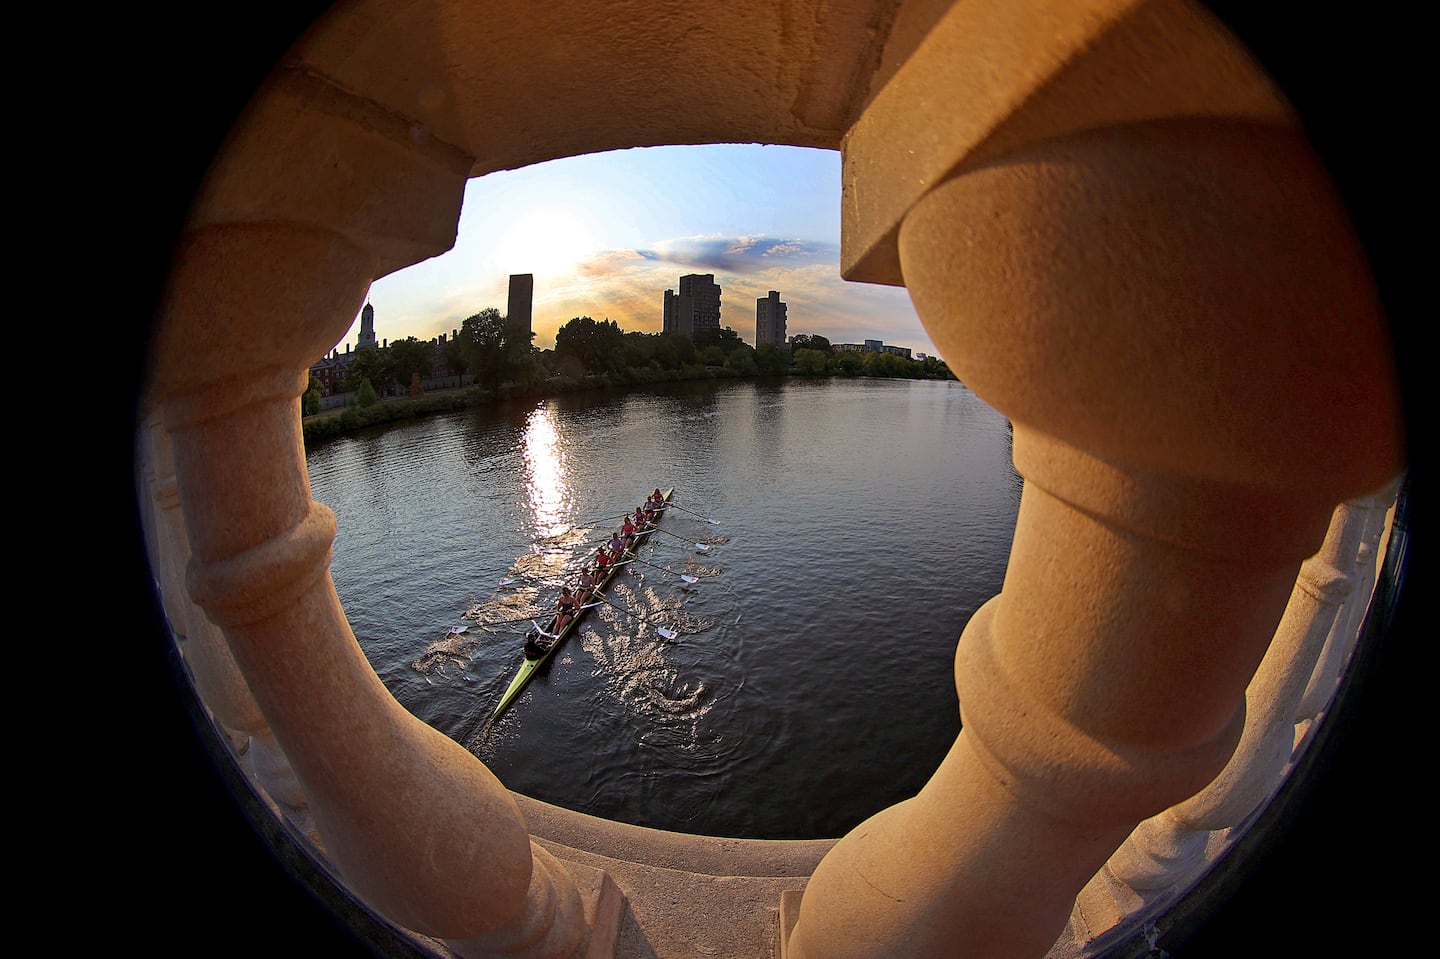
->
331 144 938 357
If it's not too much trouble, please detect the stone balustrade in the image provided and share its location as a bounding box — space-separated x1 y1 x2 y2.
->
135 2 1408 957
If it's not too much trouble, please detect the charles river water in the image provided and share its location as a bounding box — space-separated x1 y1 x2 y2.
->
305 376 1022 841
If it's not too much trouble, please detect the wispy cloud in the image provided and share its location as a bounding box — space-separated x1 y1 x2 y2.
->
636 233 825 274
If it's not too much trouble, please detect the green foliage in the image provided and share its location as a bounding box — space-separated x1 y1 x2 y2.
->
790 333 833 354
302 312 960 449
388 337 434 390
691 326 744 354
457 307 510 385
344 347 390 393
792 347 829 375
834 351 864 376
754 342 789 374
555 316 625 373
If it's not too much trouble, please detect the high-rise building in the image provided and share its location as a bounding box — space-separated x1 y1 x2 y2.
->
662 273 722 337
756 290 787 348
507 273 533 346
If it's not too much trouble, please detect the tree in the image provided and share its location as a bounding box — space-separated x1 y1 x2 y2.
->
457 307 517 385
554 316 625 373
834 351 864 376
656 332 697 370
344 346 390 393
441 336 469 376
793 347 829 375
692 326 744 354
791 332 833 354
356 377 378 407
754 342 789 374
388 336 434 391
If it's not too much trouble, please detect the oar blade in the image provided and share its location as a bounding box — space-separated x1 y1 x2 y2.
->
681 574 699 584
657 626 678 640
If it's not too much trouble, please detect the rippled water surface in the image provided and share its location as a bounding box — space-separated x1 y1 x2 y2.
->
305 377 1022 839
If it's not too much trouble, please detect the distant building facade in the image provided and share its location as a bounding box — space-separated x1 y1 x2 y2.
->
835 339 913 359
506 273 533 346
755 291 787 348
662 273 722 337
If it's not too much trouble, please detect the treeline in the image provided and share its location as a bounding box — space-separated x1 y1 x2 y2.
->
304 310 956 442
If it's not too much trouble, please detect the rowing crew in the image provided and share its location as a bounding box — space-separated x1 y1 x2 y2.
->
522 490 665 658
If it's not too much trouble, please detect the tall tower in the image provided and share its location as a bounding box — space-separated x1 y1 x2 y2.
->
671 273 722 337
357 301 378 350
506 273 534 347
756 291 787 347
663 288 681 335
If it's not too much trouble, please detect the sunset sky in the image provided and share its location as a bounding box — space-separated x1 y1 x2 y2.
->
329 143 939 358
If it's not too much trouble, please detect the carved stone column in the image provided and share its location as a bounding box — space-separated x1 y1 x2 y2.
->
142 406 308 809
1075 481 1398 940
788 16 1401 959
147 59 619 955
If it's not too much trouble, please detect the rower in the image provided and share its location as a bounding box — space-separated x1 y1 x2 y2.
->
608 531 626 558
595 546 612 574
637 502 652 524
621 514 637 538
577 566 595 601
555 587 579 632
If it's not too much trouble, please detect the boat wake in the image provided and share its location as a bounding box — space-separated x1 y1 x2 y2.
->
410 630 482 675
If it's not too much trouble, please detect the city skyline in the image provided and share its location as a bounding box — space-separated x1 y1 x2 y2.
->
330 144 937 358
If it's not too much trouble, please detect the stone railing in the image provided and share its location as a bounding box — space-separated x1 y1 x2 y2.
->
136 2 1407 957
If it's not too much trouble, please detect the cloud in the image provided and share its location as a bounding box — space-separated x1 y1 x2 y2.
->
636 233 826 274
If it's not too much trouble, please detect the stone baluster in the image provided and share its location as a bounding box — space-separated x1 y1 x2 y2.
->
1295 482 1400 725
141 404 310 813
148 61 618 956
1074 479 1399 940
787 22 1402 959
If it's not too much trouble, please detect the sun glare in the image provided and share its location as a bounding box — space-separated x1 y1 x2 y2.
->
522 403 571 536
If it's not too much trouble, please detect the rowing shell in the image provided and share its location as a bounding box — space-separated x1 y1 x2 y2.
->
489 487 674 722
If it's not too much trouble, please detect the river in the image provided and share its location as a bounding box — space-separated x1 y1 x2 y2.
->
304 376 1022 840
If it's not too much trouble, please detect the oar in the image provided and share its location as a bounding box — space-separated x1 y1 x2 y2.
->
472 611 550 627
566 511 630 529
586 591 679 640
646 525 712 551
665 501 720 524
624 553 700 583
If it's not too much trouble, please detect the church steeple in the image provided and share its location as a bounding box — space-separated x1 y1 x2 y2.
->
357 301 378 350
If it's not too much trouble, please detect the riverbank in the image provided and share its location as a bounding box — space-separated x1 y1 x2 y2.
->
302 364 954 447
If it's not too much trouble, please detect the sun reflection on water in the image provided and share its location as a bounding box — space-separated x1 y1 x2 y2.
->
523 403 571 537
